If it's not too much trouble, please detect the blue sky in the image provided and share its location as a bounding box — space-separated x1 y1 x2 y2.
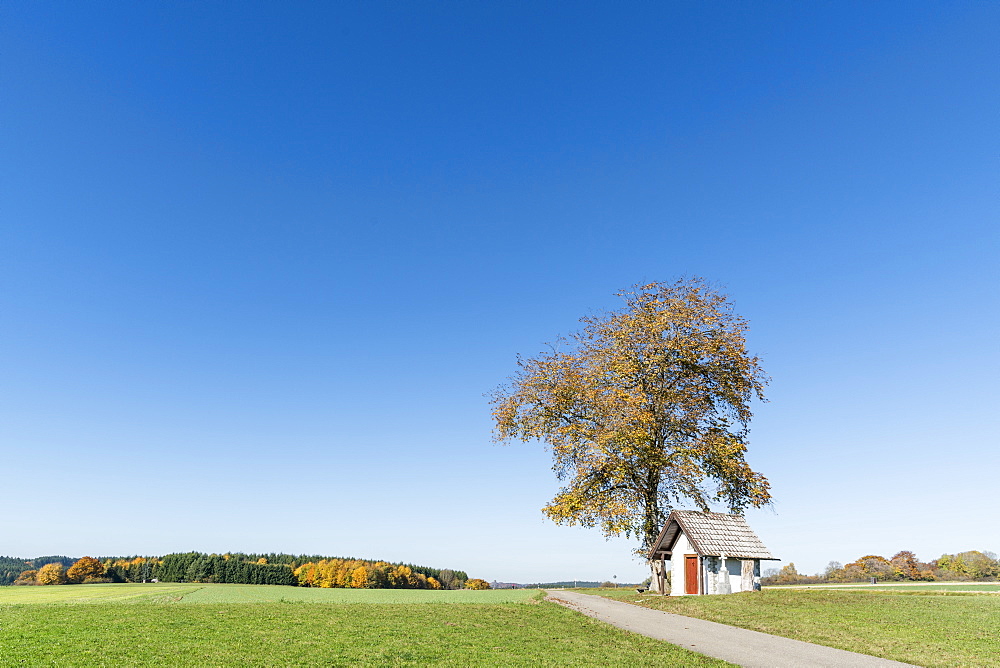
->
2 2 997 582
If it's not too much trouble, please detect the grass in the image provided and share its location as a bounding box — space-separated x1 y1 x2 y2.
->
860 584 1000 592
588 587 1000 667
777 583 1000 592
0 584 732 666
0 582 196 604
0 582 538 605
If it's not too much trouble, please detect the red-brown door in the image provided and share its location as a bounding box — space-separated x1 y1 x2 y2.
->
685 555 699 595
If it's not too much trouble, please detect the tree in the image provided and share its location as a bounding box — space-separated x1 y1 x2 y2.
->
36 562 67 585
186 557 209 583
773 563 800 584
13 569 38 585
465 578 490 590
67 556 105 583
350 566 369 588
437 569 460 590
491 278 771 552
936 551 999 580
842 555 894 581
890 551 919 580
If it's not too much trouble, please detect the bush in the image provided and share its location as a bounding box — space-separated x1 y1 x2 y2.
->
36 563 67 585
13 569 38 585
465 578 490 590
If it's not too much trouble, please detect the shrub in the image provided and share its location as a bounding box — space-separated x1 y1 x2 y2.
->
13 569 38 585
37 563 67 585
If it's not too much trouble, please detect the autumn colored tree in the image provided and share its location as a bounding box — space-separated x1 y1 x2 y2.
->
890 551 920 580
889 551 935 581
335 562 352 588
67 556 105 583
936 551 999 580
36 562 67 585
350 565 369 588
390 565 414 588
842 555 894 581
465 578 490 590
290 558 446 590
13 569 38 585
367 563 390 589
492 278 771 553
773 563 800 584
294 562 318 587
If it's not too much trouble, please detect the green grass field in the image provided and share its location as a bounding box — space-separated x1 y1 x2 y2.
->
589 587 1000 667
0 584 731 666
861 584 1000 592
0 582 537 605
764 582 1000 592
778 583 1000 592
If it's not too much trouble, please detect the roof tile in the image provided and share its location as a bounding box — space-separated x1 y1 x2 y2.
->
652 510 775 559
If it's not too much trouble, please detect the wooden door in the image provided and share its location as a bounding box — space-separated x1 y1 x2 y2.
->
685 555 699 595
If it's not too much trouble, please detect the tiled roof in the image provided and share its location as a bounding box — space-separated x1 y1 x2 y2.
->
648 510 776 560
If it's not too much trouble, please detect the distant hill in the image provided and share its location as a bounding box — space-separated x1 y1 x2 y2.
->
491 580 607 589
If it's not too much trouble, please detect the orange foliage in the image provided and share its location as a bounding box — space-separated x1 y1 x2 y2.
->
491 278 771 550
67 556 105 583
351 566 368 588
292 558 439 590
14 569 38 585
36 563 67 585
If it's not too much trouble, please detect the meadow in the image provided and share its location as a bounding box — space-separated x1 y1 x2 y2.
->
0 583 730 666
0 582 535 605
860 584 1000 592
775 583 1000 592
590 586 1000 667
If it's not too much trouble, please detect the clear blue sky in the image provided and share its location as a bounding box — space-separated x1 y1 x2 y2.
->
2 2 997 582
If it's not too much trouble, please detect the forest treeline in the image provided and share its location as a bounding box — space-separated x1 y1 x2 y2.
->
1 556 75 586
762 549 1000 585
1 552 472 589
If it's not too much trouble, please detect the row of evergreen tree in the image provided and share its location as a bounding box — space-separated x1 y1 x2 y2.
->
2 552 470 589
154 553 297 586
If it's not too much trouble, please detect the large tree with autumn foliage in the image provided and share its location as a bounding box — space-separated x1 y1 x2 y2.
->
67 556 104 583
36 562 67 585
491 278 772 552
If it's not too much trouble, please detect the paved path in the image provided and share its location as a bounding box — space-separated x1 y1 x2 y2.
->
545 590 917 668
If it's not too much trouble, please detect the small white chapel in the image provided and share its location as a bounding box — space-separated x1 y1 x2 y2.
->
647 510 778 595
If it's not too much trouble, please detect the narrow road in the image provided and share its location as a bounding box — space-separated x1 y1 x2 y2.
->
545 590 918 668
